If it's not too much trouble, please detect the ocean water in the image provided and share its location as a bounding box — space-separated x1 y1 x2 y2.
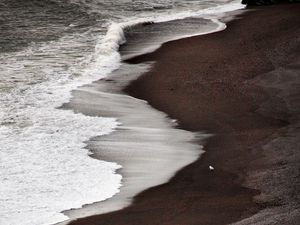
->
0 1 244 225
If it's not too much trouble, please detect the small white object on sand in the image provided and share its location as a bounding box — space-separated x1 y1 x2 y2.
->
209 166 214 171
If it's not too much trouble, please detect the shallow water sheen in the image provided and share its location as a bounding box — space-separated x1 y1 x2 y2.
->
61 62 207 221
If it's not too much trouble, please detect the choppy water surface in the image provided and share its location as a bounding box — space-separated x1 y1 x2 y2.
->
0 1 244 225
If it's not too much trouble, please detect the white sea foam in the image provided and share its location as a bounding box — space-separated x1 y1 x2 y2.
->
0 111 121 225
0 29 123 225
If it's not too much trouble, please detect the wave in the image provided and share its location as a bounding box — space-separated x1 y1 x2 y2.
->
93 1 244 62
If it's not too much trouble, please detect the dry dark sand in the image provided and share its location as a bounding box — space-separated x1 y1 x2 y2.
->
69 4 300 225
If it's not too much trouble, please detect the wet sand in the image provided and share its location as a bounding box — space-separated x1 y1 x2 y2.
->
69 4 300 225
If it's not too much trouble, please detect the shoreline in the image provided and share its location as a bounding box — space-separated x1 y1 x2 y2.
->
68 4 300 225
60 61 204 224
60 12 240 224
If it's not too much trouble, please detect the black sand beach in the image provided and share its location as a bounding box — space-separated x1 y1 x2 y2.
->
69 4 300 225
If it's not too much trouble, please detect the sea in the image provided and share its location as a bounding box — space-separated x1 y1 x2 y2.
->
0 1 244 225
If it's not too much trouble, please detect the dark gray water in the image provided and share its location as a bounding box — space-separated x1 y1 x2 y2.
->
0 1 244 225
